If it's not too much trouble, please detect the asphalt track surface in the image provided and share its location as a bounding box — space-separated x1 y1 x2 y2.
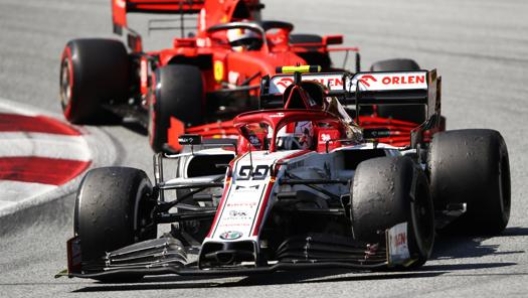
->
1 0 527 297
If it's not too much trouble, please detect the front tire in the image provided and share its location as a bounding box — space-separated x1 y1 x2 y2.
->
75 167 156 281
351 156 435 268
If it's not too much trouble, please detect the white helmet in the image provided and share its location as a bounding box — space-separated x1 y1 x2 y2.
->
227 27 261 51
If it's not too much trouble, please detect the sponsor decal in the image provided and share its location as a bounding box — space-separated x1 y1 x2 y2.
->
308 77 343 89
270 74 345 93
221 208 253 222
320 133 332 142
381 74 425 85
219 230 243 240
269 112 285 118
235 184 260 191
177 134 201 145
67 237 82 273
229 210 248 217
228 71 240 85
270 71 427 94
275 77 293 89
358 74 377 87
226 202 258 208
388 222 410 264
354 71 428 91
218 223 250 228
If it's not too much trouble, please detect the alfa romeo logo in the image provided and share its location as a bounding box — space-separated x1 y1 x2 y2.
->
219 230 243 240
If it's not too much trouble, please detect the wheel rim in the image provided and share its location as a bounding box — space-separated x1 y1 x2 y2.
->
147 95 156 148
60 59 72 110
498 153 511 224
147 71 160 150
133 179 155 242
410 180 435 258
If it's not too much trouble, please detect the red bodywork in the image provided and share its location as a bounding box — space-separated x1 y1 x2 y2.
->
178 111 430 149
111 0 357 117
177 69 445 151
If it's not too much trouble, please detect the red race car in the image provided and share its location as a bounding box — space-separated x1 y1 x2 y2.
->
59 0 359 152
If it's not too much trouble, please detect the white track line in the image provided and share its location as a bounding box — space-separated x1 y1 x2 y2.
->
0 132 91 160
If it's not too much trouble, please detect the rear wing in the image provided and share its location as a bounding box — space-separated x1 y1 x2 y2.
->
260 69 441 121
112 0 264 37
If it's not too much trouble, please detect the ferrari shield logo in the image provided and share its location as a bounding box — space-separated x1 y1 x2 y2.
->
214 60 224 82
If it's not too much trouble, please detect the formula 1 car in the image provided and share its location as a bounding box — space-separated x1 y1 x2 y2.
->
58 68 510 281
59 0 359 152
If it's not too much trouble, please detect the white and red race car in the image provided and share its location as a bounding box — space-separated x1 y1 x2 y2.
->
58 68 510 281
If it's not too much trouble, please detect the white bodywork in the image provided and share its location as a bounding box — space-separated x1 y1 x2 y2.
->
197 143 403 247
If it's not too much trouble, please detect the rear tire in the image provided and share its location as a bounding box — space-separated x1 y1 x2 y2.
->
369 58 425 124
75 167 156 281
370 58 420 72
148 64 204 152
289 34 332 70
428 129 511 235
351 156 435 268
60 39 129 124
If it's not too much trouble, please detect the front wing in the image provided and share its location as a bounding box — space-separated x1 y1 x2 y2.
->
57 223 414 279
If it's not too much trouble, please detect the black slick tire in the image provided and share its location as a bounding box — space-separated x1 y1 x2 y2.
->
351 156 435 268
369 58 425 124
428 129 511 235
74 167 156 281
289 34 331 70
148 64 203 152
59 39 129 124
370 58 420 72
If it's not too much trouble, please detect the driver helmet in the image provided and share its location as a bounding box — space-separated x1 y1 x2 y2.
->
275 121 314 150
227 27 261 52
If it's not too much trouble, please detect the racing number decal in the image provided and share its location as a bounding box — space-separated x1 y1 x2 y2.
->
237 165 270 180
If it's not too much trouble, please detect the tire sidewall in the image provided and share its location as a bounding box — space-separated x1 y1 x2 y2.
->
428 129 511 234
60 45 76 121
148 64 204 152
75 167 154 263
369 58 425 124
351 156 434 264
59 39 129 124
